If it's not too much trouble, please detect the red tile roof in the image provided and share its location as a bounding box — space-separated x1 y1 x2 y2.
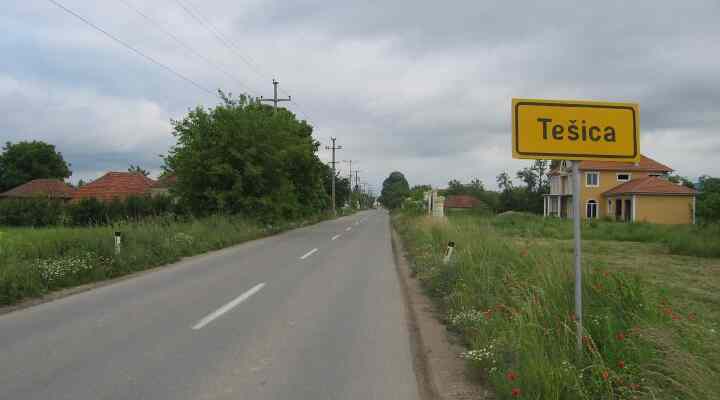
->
603 176 697 196
73 172 156 202
549 155 673 175
579 155 672 172
0 179 76 199
444 195 481 209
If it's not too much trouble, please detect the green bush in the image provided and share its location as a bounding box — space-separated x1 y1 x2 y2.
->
0 198 65 226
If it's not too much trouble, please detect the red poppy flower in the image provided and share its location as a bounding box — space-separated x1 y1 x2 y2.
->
601 370 609 381
506 371 518 381
511 387 522 397
483 310 493 320
618 360 625 369
616 332 626 341
671 313 682 321
688 313 697 321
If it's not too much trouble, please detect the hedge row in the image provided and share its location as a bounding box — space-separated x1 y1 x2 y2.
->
0 196 181 227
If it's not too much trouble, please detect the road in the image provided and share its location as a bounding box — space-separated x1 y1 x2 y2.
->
0 210 420 400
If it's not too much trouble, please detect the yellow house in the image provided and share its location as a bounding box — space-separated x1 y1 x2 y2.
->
543 155 698 224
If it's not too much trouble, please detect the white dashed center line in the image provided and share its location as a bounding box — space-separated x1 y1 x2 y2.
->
345 227 352 232
192 283 266 330
331 234 341 241
300 248 318 260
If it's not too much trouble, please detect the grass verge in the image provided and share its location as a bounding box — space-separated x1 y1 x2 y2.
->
393 212 719 399
0 211 350 307
490 212 720 258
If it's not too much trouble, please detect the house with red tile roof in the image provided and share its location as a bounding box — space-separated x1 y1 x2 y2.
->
444 195 482 210
72 172 156 202
0 179 76 201
544 155 697 224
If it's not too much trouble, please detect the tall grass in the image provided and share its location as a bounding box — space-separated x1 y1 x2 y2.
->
489 213 720 258
0 212 339 306
394 213 719 399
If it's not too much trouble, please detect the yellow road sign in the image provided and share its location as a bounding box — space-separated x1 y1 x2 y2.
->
512 98 639 161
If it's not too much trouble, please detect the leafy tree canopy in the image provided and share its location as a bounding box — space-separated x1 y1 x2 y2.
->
697 175 720 223
163 92 329 221
128 164 150 177
0 141 71 191
381 171 410 209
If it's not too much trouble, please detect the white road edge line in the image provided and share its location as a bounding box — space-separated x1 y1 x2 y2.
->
331 234 341 241
192 283 266 330
300 248 318 260
345 227 352 231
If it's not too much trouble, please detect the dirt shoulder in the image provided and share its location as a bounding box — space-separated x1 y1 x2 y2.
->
391 227 493 399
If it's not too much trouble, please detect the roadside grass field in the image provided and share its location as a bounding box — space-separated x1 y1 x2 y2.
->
0 212 344 307
393 212 720 400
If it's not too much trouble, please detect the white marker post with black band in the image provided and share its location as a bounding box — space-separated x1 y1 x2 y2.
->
443 241 455 265
114 231 122 255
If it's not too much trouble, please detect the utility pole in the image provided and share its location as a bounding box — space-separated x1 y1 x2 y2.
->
325 137 342 215
260 79 291 110
352 170 361 193
343 160 358 206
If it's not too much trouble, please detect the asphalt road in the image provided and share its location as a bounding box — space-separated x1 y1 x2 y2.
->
0 210 420 400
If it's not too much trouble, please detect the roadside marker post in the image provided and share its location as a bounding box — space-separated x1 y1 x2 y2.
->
512 98 640 355
443 241 455 265
114 231 122 255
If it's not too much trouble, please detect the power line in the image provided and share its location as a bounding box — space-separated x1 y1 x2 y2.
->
172 0 267 82
169 0 312 122
116 0 254 96
46 0 216 96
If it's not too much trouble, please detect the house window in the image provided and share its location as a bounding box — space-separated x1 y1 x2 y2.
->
617 173 631 182
586 200 598 219
585 172 599 187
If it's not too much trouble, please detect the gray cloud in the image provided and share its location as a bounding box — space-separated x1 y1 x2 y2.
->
2 0 719 189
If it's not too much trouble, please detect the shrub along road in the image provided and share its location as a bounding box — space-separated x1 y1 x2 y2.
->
0 210 420 400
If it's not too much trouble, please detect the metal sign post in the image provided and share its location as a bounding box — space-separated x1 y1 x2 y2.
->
511 97 641 356
571 161 583 354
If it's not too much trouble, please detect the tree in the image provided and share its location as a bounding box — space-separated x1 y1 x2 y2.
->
446 179 464 195
380 171 410 209
128 164 150 177
0 141 71 191
164 92 329 220
496 172 513 191
697 175 720 222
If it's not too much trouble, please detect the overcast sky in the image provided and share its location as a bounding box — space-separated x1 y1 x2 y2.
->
2 1 719 190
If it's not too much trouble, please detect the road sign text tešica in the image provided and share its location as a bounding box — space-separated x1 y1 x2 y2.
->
512 98 639 162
